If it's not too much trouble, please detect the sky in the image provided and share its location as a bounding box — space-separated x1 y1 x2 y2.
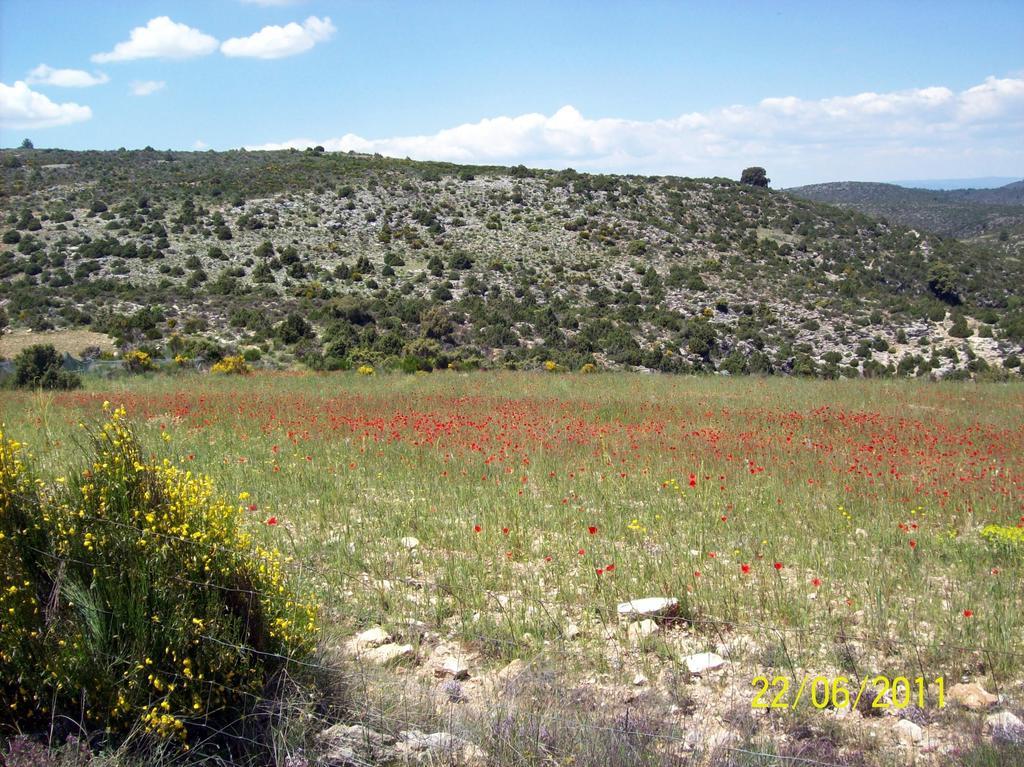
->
0 0 1022 187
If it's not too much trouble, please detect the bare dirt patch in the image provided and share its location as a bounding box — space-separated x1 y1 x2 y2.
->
0 329 116 360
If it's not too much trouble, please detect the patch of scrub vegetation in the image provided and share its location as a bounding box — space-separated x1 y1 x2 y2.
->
2 148 1022 379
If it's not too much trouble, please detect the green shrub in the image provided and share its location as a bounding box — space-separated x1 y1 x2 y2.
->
949 315 972 338
0 407 319 751
12 344 81 390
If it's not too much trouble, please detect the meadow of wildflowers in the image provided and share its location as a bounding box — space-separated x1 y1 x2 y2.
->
1 371 1022 763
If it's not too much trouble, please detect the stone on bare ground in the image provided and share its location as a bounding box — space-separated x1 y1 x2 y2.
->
893 718 924 748
317 724 394 766
948 682 998 710
627 618 660 644
496 658 527 683
352 626 390 649
985 711 1024 743
683 652 726 675
394 730 487 766
435 655 470 680
366 642 414 665
617 597 679 620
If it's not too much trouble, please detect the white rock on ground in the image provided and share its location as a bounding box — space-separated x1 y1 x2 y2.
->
436 655 470 680
616 597 679 619
893 718 923 747
366 642 414 665
683 652 726 675
394 730 487 766
985 711 1024 742
400 536 420 550
627 619 660 644
352 626 390 650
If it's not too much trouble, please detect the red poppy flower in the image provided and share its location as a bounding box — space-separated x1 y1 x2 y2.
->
247 503 258 511
588 526 597 535
689 474 697 488
963 609 974 618
909 539 917 549
693 571 701 578
774 562 783 571
502 527 510 535
266 516 278 526
605 563 615 572
578 548 585 556
811 577 822 588
595 568 604 576
741 563 751 574
473 524 481 533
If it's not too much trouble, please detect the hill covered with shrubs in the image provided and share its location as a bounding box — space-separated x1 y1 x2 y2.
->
786 179 1024 241
1 147 1022 379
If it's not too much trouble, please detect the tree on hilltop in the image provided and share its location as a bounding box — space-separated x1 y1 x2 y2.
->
740 167 770 187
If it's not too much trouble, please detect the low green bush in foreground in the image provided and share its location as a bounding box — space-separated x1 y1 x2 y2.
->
0 405 319 756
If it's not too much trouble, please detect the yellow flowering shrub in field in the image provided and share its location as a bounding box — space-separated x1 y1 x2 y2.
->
123 349 156 373
981 523 1024 553
210 355 250 375
0 407 319 750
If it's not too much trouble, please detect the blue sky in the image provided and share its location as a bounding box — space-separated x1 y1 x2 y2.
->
1 0 1022 186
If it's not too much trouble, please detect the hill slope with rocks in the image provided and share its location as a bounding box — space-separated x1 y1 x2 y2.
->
1 147 1022 379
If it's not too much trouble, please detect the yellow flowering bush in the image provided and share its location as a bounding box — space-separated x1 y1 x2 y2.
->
0 408 319 751
357 364 375 376
981 523 1024 554
210 355 250 375
123 349 156 373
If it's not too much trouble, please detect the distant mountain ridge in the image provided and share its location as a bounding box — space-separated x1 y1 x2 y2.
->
891 177 1022 191
785 179 1024 238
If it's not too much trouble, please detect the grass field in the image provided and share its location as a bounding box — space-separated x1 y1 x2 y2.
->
2 371 1023 765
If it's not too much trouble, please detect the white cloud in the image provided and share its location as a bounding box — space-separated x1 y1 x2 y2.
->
130 80 166 97
92 16 218 62
26 64 109 88
957 76 1024 120
221 16 335 59
193 139 209 150
0 81 92 129
247 75 1024 185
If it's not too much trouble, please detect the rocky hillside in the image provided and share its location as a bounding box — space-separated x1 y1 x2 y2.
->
786 179 1024 241
1 147 1022 379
